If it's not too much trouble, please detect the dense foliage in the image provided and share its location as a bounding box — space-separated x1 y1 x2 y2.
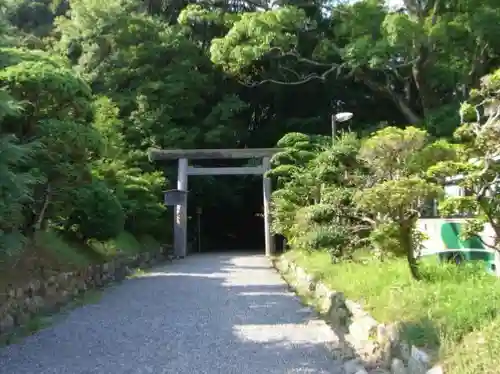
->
269 126 458 278
0 0 499 262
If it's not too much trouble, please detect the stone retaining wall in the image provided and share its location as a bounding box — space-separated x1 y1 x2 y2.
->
0 247 174 340
273 256 443 374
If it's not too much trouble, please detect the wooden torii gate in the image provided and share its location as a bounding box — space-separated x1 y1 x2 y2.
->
148 148 283 258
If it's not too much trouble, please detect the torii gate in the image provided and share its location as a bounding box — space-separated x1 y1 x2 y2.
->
148 148 283 258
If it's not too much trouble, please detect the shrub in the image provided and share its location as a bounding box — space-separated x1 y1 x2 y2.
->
65 179 125 242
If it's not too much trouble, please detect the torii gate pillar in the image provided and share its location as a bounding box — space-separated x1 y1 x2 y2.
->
175 158 188 258
262 157 274 257
149 148 281 258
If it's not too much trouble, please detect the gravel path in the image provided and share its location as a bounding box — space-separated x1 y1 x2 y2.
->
0 253 344 374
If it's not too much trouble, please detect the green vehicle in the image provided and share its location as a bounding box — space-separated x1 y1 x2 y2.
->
417 163 499 274
417 218 498 274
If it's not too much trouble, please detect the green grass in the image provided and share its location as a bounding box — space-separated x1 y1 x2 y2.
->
87 231 160 257
138 234 162 252
284 249 500 371
71 289 103 307
34 230 93 267
442 315 500 374
35 230 160 264
88 231 141 257
1 229 161 289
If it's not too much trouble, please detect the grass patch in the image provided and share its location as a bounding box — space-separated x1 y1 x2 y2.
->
88 231 141 257
0 230 93 289
88 231 160 257
24 315 53 334
284 249 500 370
35 230 93 267
442 315 500 374
71 289 103 307
138 235 161 252
1 229 161 292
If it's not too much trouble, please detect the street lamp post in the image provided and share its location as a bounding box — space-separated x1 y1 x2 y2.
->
331 112 353 145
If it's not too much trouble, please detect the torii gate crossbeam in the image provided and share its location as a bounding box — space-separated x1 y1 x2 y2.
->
148 148 283 257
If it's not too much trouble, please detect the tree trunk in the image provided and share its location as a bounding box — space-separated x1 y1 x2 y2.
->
477 197 500 252
391 92 423 124
467 43 489 92
412 50 439 119
34 184 51 231
399 222 422 280
359 72 422 124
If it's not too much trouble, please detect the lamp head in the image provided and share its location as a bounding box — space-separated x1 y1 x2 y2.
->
334 112 353 122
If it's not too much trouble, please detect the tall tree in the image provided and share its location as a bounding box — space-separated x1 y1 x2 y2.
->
210 0 500 136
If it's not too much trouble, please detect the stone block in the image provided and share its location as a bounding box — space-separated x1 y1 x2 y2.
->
375 339 392 368
57 273 69 288
376 324 389 343
397 342 411 362
314 282 331 299
25 280 40 297
281 258 289 270
407 346 431 374
275 260 286 273
7 288 16 298
318 293 332 312
67 277 77 290
76 278 87 292
294 267 311 287
349 315 378 342
332 291 347 308
0 314 14 334
344 358 366 374
0 300 9 318
93 272 103 287
426 366 443 374
327 302 350 329
47 275 57 286
368 369 391 374
408 357 428 374
58 290 71 305
387 324 401 343
45 285 58 299
391 358 407 374
102 262 110 273
411 346 430 366
15 287 24 298
13 311 29 326
346 300 368 318
352 339 382 363
25 296 45 314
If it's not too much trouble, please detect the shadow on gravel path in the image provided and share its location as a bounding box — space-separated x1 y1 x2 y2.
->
0 253 344 374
